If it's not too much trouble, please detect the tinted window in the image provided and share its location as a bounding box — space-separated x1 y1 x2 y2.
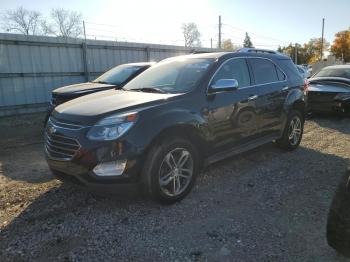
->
250 58 279 84
93 65 143 85
211 58 250 88
279 59 301 79
276 66 286 81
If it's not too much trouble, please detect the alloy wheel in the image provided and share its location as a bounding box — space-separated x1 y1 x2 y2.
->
158 148 194 197
288 116 302 146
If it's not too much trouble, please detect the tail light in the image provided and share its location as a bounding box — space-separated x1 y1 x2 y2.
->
303 79 309 94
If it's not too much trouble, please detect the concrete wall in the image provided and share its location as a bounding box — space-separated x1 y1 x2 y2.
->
0 33 217 116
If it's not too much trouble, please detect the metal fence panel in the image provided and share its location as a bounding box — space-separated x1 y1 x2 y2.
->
0 33 219 116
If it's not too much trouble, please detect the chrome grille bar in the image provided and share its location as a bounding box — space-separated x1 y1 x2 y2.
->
45 132 80 161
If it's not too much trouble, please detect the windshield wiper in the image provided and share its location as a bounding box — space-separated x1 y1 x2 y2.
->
131 87 166 93
92 81 111 84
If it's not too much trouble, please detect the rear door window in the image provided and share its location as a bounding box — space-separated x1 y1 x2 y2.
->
250 58 280 85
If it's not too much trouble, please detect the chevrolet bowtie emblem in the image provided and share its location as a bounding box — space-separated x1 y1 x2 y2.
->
48 126 56 134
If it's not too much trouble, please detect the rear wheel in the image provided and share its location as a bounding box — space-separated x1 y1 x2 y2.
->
141 137 200 204
276 109 304 150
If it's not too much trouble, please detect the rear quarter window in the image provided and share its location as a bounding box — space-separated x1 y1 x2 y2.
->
278 59 301 80
276 65 286 81
250 58 279 84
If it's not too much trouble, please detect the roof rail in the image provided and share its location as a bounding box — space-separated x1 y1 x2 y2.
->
237 48 278 54
191 50 213 54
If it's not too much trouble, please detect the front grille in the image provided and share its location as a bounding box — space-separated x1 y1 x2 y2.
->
45 133 80 160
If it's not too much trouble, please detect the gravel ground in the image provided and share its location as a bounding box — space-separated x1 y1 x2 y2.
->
0 113 350 261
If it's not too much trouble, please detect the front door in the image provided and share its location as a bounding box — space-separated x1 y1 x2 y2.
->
205 58 260 152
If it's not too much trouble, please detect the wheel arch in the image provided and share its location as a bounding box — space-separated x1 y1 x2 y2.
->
284 88 306 116
144 123 210 165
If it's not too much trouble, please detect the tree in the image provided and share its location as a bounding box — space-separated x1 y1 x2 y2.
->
331 29 350 62
40 20 54 36
2 7 41 35
243 32 253 48
181 22 201 47
279 38 330 64
222 39 241 51
222 39 234 50
48 8 83 38
304 37 329 63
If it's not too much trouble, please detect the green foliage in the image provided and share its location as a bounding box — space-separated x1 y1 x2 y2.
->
278 38 330 64
243 32 253 48
331 28 350 62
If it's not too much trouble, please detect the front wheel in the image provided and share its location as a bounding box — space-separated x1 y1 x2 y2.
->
141 137 200 204
276 110 304 151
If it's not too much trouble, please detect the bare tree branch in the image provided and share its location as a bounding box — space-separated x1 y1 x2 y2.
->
181 23 201 47
40 20 54 36
49 8 82 38
2 7 41 35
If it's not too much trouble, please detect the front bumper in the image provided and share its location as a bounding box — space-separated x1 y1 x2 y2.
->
44 104 55 125
46 154 142 186
44 121 145 189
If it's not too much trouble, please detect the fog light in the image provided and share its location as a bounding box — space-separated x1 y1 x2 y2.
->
93 160 127 177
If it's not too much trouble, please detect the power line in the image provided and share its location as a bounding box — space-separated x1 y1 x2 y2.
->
85 27 121 34
222 23 290 45
221 32 281 48
84 21 121 28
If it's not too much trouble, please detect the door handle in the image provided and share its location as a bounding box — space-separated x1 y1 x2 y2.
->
248 95 258 101
282 86 289 91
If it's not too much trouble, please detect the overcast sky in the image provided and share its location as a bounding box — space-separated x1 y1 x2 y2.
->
1 0 349 49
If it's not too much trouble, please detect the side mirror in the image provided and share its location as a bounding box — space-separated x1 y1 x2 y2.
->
210 79 239 92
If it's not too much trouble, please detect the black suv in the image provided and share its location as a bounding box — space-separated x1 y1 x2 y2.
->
45 49 306 203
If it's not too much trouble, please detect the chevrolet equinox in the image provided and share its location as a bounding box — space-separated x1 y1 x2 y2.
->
45 49 306 203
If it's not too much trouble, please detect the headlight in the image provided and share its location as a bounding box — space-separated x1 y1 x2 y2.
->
334 93 350 101
87 112 138 141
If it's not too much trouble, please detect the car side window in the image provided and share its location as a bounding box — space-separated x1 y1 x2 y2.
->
250 58 280 84
276 65 286 81
211 58 251 88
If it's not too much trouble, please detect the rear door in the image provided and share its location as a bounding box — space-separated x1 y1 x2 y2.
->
205 58 260 152
248 58 288 136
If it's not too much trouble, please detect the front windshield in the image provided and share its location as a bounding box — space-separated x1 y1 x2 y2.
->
93 65 143 85
123 58 214 93
315 68 350 79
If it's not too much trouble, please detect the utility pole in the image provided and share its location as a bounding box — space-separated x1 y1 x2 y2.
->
218 15 222 49
82 20 89 81
320 18 325 61
210 38 213 49
83 20 87 42
294 43 298 64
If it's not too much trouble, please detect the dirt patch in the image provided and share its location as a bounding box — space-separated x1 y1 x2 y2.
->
0 114 349 261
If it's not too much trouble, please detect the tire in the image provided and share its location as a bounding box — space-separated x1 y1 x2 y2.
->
141 137 200 204
327 167 350 257
276 109 304 151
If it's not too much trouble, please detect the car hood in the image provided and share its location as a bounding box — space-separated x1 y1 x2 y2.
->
53 90 180 124
53 82 117 96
